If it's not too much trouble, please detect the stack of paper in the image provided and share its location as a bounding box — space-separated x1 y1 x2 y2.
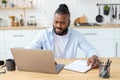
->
64 60 91 73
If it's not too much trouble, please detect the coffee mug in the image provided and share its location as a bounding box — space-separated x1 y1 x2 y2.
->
0 60 5 66
6 59 16 71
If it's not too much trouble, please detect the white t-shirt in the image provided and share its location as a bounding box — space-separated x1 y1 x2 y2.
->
54 30 70 58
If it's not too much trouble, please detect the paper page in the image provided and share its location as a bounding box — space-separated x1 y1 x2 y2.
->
64 60 91 73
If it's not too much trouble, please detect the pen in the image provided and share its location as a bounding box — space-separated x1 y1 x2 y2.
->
108 61 112 67
106 59 110 66
104 59 112 70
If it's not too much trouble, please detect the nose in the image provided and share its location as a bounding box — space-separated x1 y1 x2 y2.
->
56 23 61 28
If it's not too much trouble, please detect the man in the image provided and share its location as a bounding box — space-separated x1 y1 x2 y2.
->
26 4 100 68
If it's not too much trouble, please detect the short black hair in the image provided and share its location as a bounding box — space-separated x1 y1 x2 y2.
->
55 4 70 16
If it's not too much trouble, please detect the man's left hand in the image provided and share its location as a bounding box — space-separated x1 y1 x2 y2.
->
87 55 100 68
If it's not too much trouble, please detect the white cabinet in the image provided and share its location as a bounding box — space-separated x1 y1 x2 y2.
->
0 29 42 59
0 31 5 60
31 29 41 39
89 40 116 57
1 27 120 59
117 41 120 57
4 30 33 59
116 28 120 57
75 28 116 58
0 31 4 42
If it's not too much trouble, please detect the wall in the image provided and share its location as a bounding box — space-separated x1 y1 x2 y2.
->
0 0 120 27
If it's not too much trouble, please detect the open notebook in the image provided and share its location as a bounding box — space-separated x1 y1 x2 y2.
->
64 60 92 73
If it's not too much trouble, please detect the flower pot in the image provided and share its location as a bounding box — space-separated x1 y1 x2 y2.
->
2 3 7 8
103 5 110 15
10 3 15 7
104 10 109 15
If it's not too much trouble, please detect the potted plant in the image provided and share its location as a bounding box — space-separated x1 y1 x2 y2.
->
103 5 110 15
1 0 7 8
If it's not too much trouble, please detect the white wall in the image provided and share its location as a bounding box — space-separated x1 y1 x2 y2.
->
0 0 120 26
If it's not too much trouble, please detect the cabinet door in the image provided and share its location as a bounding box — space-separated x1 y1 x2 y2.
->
4 30 33 43
0 43 5 60
76 40 116 58
0 31 5 60
75 28 116 58
32 29 41 39
117 41 120 57
0 31 4 42
5 42 29 59
90 40 116 57
75 28 115 40
4 30 33 59
116 40 120 57
116 28 120 57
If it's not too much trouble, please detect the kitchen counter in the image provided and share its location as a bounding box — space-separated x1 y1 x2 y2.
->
72 24 120 28
0 26 50 30
0 24 120 30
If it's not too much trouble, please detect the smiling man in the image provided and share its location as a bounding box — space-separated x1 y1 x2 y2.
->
26 4 100 68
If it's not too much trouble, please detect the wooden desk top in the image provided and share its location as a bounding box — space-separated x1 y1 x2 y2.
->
0 58 120 80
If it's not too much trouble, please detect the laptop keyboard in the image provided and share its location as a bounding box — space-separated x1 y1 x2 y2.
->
56 64 61 70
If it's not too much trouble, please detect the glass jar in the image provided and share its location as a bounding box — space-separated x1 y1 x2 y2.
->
27 16 37 26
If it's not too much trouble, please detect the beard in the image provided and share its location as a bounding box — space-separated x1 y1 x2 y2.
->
53 25 68 36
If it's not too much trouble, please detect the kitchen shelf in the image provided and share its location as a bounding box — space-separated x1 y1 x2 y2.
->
0 6 34 17
0 7 34 10
97 3 120 6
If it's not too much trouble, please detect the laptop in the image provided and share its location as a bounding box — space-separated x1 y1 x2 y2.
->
10 48 64 74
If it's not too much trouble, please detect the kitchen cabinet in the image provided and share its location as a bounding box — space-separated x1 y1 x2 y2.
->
115 28 120 57
89 40 116 57
1 26 120 59
0 29 42 59
117 41 120 57
4 30 33 59
31 29 42 39
74 28 116 58
0 31 5 60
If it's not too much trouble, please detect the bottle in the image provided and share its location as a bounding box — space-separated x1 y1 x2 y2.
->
19 15 24 26
14 17 19 27
10 16 15 26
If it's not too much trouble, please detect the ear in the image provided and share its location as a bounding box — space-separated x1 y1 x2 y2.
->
68 20 71 27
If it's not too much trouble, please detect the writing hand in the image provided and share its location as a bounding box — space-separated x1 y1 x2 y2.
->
87 55 100 68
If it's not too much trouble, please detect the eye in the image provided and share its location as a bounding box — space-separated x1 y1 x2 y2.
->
60 22 65 25
54 21 58 24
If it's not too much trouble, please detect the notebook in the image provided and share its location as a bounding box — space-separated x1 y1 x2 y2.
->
64 60 92 73
10 48 64 74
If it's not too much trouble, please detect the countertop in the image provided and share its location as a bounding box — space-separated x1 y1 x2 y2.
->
0 24 120 30
0 58 120 80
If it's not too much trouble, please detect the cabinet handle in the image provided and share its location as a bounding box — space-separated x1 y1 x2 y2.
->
13 35 24 37
116 43 118 57
82 33 97 35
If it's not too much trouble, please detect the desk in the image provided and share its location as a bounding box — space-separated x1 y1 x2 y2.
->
0 58 120 80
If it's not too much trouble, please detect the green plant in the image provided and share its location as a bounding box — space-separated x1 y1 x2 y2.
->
103 5 110 15
1 0 7 4
0 18 3 20
104 5 110 11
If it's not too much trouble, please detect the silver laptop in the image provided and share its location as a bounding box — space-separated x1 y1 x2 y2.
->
10 48 64 74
